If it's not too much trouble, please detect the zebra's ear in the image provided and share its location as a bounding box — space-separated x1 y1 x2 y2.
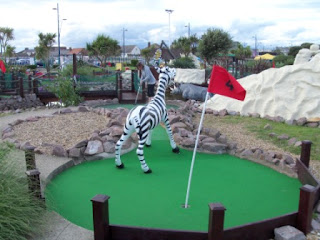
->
155 67 161 73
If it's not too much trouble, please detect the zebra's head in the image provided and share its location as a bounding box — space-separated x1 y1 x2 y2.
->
155 66 176 87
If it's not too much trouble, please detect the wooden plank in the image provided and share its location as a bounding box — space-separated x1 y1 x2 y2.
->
224 212 298 240
110 225 207 240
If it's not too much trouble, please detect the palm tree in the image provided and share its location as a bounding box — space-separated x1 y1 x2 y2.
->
35 33 56 73
0 27 14 60
4 45 15 61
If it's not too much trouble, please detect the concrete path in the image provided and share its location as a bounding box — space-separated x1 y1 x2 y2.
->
1 108 94 240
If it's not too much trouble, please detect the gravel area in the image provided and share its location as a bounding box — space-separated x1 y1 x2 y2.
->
13 112 109 154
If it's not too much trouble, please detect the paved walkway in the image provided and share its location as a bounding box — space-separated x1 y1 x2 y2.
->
1 108 94 240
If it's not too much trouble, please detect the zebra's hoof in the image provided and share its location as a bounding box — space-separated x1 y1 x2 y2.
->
145 144 151 148
172 147 180 154
116 163 125 169
144 169 152 174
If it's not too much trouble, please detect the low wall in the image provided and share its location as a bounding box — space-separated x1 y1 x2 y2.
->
0 94 44 111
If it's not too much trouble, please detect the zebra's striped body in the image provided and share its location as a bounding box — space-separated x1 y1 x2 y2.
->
115 66 180 173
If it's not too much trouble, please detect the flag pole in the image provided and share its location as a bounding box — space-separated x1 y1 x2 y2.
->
184 91 210 208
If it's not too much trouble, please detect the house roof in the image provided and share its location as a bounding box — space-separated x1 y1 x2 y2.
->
69 48 88 55
121 45 139 53
16 48 36 57
147 40 182 62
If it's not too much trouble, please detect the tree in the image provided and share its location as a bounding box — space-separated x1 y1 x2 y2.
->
189 34 199 54
35 33 56 73
273 54 294 67
4 45 15 60
86 34 120 67
0 27 14 60
288 46 302 57
300 42 313 49
172 34 199 57
231 43 252 61
197 28 233 64
172 37 191 57
141 44 158 65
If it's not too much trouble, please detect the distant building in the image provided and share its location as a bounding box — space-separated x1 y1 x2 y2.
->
120 45 141 57
14 48 36 65
68 48 89 61
143 40 183 64
50 46 70 64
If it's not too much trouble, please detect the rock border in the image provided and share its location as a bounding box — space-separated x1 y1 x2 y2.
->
2 99 298 178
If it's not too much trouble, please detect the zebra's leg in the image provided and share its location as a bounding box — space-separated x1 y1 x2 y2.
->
136 132 152 174
145 130 152 147
115 120 135 169
163 113 180 154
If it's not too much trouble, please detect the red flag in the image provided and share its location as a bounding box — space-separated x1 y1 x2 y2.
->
272 60 275 68
0 59 6 73
208 65 246 101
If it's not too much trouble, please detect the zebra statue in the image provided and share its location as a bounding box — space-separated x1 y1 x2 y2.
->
115 66 180 173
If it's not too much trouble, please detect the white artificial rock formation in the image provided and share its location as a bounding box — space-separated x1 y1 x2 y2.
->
294 44 320 65
206 45 320 121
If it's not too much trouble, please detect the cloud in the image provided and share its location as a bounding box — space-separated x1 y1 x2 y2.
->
3 0 320 52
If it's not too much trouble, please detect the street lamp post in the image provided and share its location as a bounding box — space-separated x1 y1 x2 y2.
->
252 35 257 57
53 3 61 66
53 3 67 66
165 9 174 48
185 22 190 38
122 28 127 58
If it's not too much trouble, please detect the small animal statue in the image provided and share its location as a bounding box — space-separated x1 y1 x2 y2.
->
115 66 180 173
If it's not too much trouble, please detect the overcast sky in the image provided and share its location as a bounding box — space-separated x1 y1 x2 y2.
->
1 0 319 52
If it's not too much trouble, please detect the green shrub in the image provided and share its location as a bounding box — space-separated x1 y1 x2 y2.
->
131 59 139 67
47 77 84 106
26 65 37 70
171 57 196 69
61 65 96 77
274 55 294 67
0 142 45 240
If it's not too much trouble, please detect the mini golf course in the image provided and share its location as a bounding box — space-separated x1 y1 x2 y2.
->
45 126 301 232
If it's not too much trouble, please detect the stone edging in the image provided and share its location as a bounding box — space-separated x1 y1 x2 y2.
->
1 100 299 179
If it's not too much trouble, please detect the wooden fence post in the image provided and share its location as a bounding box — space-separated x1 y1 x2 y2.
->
19 77 24 98
28 75 32 93
208 203 226 240
25 147 36 170
117 72 122 103
300 140 312 168
131 70 135 92
91 195 111 240
297 184 316 234
33 78 38 95
25 169 42 199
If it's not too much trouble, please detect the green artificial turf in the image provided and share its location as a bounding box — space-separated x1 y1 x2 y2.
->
45 126 301 232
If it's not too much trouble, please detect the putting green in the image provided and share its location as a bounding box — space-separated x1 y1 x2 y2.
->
45 126 301 232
